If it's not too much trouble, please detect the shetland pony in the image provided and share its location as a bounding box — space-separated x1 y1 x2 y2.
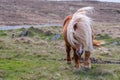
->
63 7 95 69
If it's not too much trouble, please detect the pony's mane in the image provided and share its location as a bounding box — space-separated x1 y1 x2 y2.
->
63 15 72 27
67 7 94 52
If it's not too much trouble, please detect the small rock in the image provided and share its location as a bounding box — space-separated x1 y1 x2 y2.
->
52 34 60 40
112 41 119 46
19 30 29 37
56 73 61 77
101 30 105 32
45 31 52 36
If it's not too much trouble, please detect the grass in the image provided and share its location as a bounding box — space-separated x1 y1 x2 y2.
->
0 26 120 80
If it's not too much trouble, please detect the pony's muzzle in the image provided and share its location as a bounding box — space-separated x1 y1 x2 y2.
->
76 49 83 55
76 44 83 55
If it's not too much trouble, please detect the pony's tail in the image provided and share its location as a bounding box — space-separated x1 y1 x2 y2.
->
76 7 94 15
67 7 94 52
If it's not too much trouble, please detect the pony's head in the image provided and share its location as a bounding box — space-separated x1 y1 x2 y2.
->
75 44 84 55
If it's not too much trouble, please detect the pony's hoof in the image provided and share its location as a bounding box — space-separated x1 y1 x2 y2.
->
73 66 81 71
73 64 82 71
74 68 80 71
67 61 71 64
80 63 91 71
83 67 90 72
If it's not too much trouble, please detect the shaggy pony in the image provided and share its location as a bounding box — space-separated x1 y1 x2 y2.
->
63 7 95 69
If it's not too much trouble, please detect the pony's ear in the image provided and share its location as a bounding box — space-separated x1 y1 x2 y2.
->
63 15 72 27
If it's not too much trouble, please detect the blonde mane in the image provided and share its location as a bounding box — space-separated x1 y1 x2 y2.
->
67 7 94 52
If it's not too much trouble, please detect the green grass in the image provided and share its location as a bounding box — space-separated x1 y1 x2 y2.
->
0 26 120 80
96 34 120 45
0 30 7 37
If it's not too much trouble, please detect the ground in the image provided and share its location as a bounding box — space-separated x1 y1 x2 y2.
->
0 25 120 80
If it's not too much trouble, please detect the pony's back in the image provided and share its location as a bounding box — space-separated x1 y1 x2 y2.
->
63 15 72 45
67 7 94 52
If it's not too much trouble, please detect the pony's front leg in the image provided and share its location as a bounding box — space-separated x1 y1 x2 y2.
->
73 48 81 69
83 51 91 69
66 44 71 64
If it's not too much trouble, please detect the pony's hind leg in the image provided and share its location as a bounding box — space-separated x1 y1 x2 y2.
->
66 44 72 64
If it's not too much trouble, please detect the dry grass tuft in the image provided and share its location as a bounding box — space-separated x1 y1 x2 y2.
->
14 37 34 44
